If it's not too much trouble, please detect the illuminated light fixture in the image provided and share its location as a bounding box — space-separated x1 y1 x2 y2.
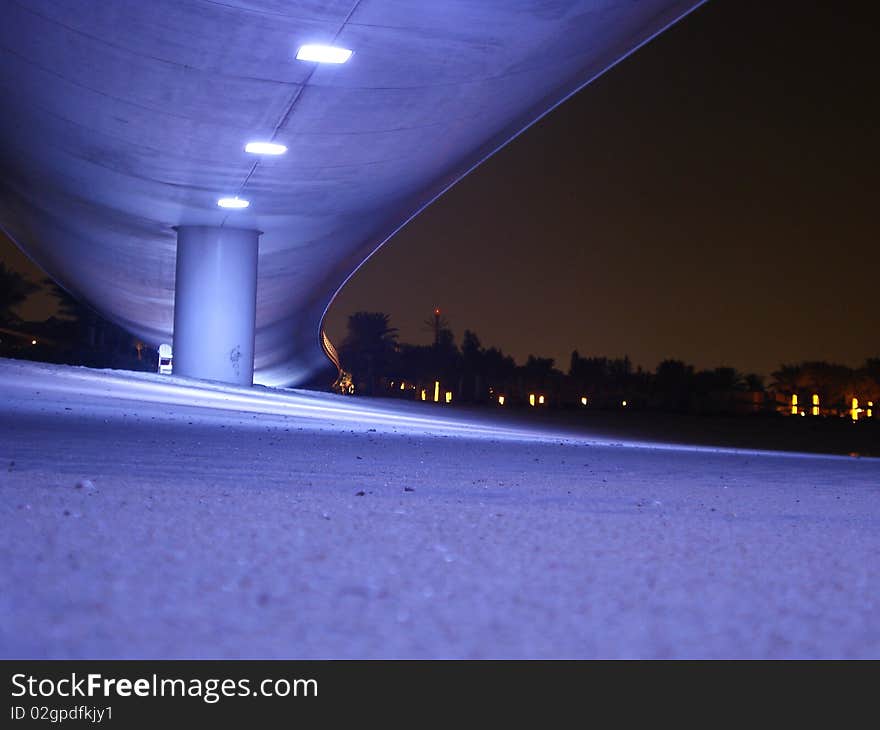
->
296 44 352 64
245 141 287 156
868 401 873 418
529 394 535 407
31 339 37 345
622 400 628 407
217 196 249 209
580 396 588 406
400 382 405 391
445 391 452 404
498 395 505 406
434 381 440 403
538 395 545 405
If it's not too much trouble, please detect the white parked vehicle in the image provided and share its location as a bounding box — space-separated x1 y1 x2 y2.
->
157 343 173 375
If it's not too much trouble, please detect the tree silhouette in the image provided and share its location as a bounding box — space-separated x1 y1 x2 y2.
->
523 355 556 378
0 263 38 325
771 364 801 395
482 346 516 385
744 373 765 392
863 358 880 378
653 359 694 411
773 362 855 410
703 367 746 392
42 277 107 348
42 278 83 320
459 330 485 401
339 312 399 395
331 308 873 415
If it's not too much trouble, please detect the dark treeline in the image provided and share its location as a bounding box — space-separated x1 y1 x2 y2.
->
2 265 877 417
0 264 153 371
338 311 880 417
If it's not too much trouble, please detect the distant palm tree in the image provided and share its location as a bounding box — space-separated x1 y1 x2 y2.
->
0 263 38 325
770 364 802 394
744 373 765 392
343 311 398 351
340 312 399 395
709 367 746 392
773 362 854 411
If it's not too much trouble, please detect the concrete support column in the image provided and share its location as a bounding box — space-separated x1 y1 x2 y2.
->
172 225 260 386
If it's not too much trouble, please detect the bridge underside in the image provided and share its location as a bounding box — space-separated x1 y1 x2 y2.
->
0 1 705 385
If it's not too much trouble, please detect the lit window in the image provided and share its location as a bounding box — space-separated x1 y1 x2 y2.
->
445 391 452 404
529 394 535 407
434 381 440 403
498 395 505 406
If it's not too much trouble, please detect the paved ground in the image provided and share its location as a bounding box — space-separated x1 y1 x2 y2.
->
1 359 878 658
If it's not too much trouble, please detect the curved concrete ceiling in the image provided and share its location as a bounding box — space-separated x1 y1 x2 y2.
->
0 0 705 386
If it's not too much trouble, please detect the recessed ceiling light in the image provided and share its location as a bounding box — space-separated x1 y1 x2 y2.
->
217 197 249 209
245 141 287 155
296 44 352 64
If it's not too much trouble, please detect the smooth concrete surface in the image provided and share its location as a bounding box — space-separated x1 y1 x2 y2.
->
1 359 878 659
173 226 260 386
0 1 707 385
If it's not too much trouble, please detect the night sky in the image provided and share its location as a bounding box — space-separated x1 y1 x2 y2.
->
325 0 878 376
3 0 877 377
